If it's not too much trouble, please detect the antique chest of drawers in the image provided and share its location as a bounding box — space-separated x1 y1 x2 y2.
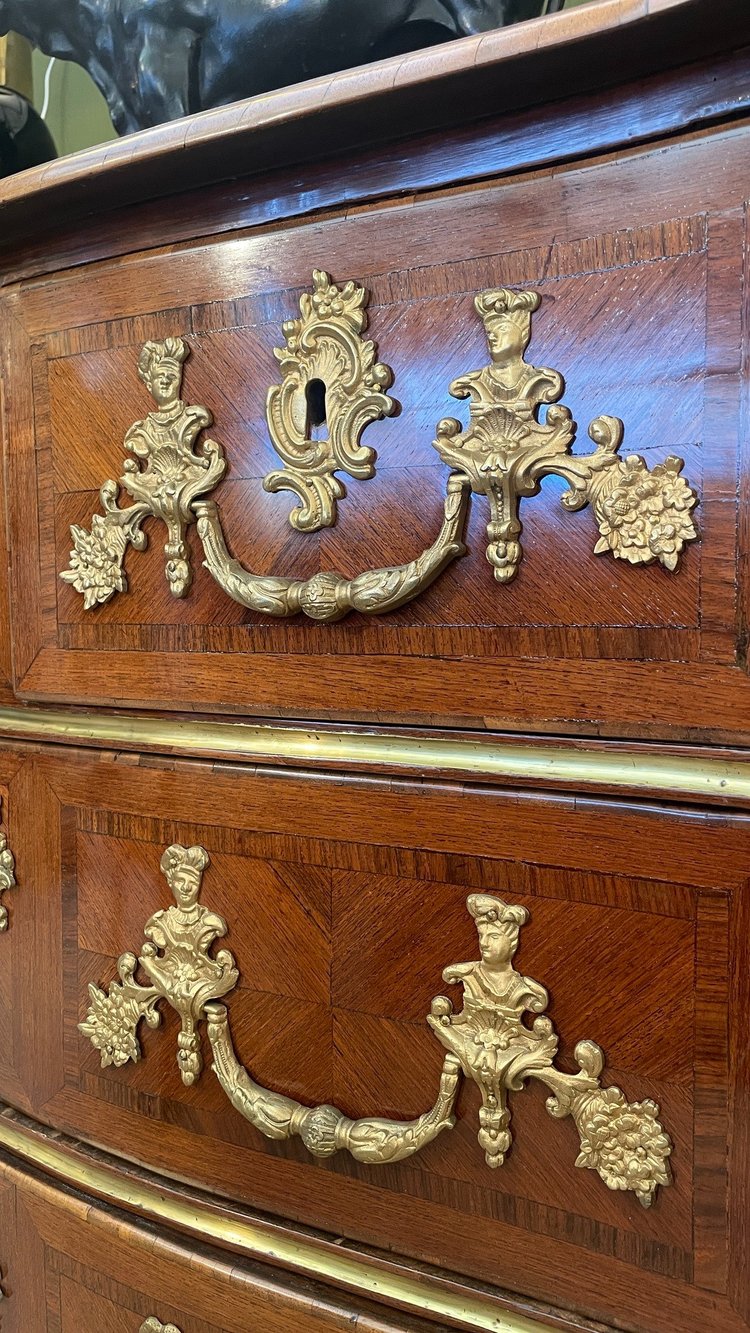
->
1 1 750 1330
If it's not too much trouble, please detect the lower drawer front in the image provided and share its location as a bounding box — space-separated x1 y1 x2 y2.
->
0 742 747 1333
0 1152 444 1333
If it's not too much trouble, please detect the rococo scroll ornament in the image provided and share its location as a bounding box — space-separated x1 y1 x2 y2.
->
61 278 698 618
434 289 698 582
264 269 396 530
140 1320 183 1333
81 846 671 1207
61 293 468 622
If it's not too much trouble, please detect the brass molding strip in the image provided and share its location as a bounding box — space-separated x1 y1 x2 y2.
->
0 705 749 806
0 1107 559 1333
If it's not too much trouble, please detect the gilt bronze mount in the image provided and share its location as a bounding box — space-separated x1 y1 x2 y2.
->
264 269 396 530
429 894 672 1205
434 288 698 582
81 845 672 1207
61 337 227 607
0 810 16 932
61 276 698 618
80 844 458 1165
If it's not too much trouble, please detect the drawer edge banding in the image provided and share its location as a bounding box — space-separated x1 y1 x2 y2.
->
0 1106 557 1333
0 706 748 805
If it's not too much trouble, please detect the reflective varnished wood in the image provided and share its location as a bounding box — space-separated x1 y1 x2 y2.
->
0 5 749 1332
1 94 749 737
0 1150 451 1333
0 741 746 1330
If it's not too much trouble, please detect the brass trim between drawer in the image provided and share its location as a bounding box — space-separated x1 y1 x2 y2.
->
0 705 749 805
0 1107 557 1333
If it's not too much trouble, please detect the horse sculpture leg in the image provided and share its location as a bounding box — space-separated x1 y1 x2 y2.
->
0 0 549 138
133 20 198 128
440 0 546 30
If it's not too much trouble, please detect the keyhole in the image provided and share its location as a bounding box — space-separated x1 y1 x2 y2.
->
306 378 327 439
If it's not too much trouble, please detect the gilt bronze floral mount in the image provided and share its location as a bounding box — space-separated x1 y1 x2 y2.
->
0 807 16 933
61 276 698 619
434 288 698 582
81 844 672 1208
428 894 671 1205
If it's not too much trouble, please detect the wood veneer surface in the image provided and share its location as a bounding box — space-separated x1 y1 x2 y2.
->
0 1151 455 1332
0 742 745 1331
0 20 749 1333
2 114 748 737
0 0 748 258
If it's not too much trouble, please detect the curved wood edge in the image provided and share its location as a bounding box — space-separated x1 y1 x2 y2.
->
0 705 750 808
0 1105 575 1333
0 1144 454 1333
0 0 746 247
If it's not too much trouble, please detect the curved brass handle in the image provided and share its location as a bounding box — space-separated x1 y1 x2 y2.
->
61 278 698 618
59 313 469 622
207 1002 459 1162
79 844 457 1166
195 473 468 622
81 845 672 1206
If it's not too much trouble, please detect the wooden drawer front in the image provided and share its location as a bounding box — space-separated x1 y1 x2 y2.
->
0 1153 443 1333
0 743 746 1333
3 125 748 742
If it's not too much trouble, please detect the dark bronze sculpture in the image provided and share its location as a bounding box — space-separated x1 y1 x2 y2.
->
0 85 56 175
0 0 558 137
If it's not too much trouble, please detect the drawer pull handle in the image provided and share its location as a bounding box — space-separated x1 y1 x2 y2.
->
195 473 467 621
79 843 458 1161
59 324 468 622
80 844 671 1205
60 279 697 619
208 1002 460 1164
140 1321 183 1333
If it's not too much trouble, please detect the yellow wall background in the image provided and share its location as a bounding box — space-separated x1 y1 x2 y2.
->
31 50 116 156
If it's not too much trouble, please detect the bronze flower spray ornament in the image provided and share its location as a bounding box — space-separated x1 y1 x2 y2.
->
62 277 698 618
433 288 698 582
60 337 226 606
81 847 672 1208
428 895 672 1206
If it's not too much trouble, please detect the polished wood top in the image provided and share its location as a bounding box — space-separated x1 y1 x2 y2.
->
0 0 747 250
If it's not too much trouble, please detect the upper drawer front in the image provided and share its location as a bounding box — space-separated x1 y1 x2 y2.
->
0 743 748 1333
2 125 748 741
